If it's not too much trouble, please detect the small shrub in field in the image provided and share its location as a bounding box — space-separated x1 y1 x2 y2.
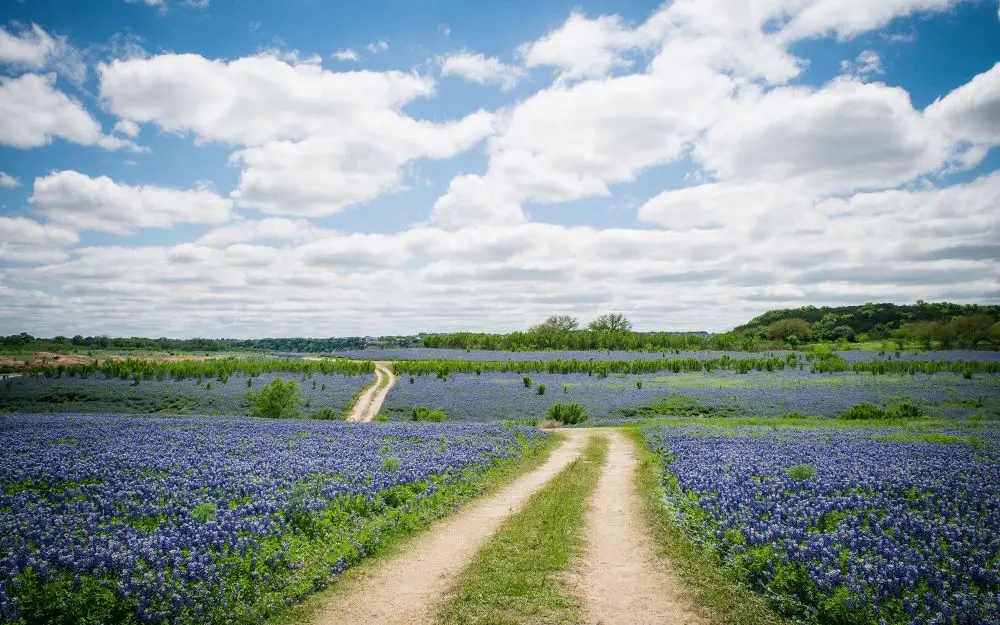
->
636 380 643 389
547 402 588 425
784 411 809 419
787 464 817 481
889 402 923 419
523 376 532 388
311 407 343 421
839 402 887 420
374 413 389 422
411 406 446 422
247 378 301 419
537 384 545 395
563 384 569 394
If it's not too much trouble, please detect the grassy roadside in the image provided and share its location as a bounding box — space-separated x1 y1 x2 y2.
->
437 434 607 625
268 429 560 625
629 428 788 625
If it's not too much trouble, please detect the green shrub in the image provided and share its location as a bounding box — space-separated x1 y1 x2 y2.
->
523 376 532 388
411 406 446 422
247 378 302 419
536 384 545 395
889 402 923 419
838 402 887 420
636 380 643 389
310 407 343 420
547 402 588 425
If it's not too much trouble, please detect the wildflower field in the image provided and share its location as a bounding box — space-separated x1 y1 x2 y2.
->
0 413 549 623
641 423 1000 624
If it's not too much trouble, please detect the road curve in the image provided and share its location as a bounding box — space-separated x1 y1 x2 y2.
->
345 361 396 422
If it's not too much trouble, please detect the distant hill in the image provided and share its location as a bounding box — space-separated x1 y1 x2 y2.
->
735 302 999 340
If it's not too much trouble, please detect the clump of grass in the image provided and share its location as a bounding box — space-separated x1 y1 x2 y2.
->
786 464 817 481
547 403 587 425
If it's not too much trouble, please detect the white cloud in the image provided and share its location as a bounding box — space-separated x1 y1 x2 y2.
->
440 50 524 89
694 78 952 193
332 48 359 61
0 216 78 264
0 73 135 149
0 23 86 83
518 11 640 83
840 49 884 78
29 170 232 234
196 217 333 246
0 172 20 188
113 119 141 137
366 40 389 54
925 62 1000 145
99 52 495 216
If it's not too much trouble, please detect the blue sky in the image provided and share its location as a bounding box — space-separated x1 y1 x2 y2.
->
0 0 998 337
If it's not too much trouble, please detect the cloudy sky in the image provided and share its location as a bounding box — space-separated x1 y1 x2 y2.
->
0 0 998 337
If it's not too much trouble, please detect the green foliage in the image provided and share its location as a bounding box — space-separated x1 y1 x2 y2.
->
765 318 813 343
536 383 545 395
310 407 343 421
411 406 446 422
247 378 302 419
588 312 633 332
547 402 588 425
786 464 817 481
523 375 532 388
838 403 887 420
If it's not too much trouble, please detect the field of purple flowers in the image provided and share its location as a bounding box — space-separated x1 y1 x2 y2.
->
0 372 372 416
0 413 549 624
320 348 1000 363
382 369 999 423
642 424 1000 624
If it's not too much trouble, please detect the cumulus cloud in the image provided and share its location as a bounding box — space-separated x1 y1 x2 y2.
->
439 50 524 89
925 62 1000 145
0 73 136 150
29 170 232 234
0 216 78 263
99 52 495 215
332 48 359 61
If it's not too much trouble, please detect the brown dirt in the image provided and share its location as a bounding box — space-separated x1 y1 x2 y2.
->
576 430 706 625
345 361 395 422
309 430 594 625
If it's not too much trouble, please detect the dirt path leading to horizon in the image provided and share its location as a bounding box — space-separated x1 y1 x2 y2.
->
345 361 395 422
309 430 593 625
576 430 706 625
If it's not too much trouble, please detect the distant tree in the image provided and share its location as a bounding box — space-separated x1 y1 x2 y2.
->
588 313 633 333
765 318 813 343
951 314 994 348
247 378 301 419
529 314 579 333
831 325 855 342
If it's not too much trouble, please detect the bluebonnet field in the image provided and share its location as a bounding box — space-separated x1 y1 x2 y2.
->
642 424 1000 625
319 348 1000 363
382 369 999 423
0 413 549 623
0 372 371 416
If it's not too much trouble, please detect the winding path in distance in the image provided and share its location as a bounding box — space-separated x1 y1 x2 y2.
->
345 361 396 422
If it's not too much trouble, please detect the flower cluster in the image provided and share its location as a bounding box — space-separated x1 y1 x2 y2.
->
643 424 1000 624
0 413 548 623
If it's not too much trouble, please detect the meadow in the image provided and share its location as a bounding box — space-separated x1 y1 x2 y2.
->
641 422 999 624
0 413 550 624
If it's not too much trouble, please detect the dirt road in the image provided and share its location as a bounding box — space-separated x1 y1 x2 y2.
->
577 430 706 625
345 361 395 422
310 430 594 625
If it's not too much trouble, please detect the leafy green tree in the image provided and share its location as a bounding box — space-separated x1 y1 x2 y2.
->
765 318 812 343
531 314 579 333
951 314 994 348
831 325 855 342
247 378 302 419
588 313 632 332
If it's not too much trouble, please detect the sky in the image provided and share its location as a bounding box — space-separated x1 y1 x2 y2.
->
0 0 998 338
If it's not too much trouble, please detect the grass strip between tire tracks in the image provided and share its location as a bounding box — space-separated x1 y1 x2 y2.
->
438 433 607 625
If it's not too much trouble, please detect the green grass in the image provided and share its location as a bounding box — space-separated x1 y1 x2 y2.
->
629 428 788 625
268 430 560 625
438 434 608 625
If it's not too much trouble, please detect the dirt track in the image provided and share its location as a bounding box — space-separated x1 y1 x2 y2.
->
577 430 706 625
309 430 592 625
344 361 395 422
